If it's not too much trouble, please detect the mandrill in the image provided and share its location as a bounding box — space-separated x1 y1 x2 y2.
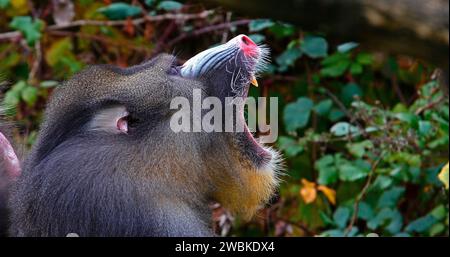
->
0 35 282 237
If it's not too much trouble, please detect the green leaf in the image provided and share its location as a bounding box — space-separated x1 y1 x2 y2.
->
320 59 351 77
9 16 44 46
321 52 350 66
356 52 373 65
316 155 338 185
338 161 369 181
347 227 359 237
430 205 447 220
429 223 445 236
367 208 403 234
350 63 363 75
330 122 359 137
10 80 28 92
394 113 419 127
333 207 351 229
0 51 20 72
337 42 359 53
371 175 393 191
313 99 333 116
157 1 183 11
249 19 275 32
3 89 20 108
358 202 375 221
341 83 363 105
377 187 405 209
45 37 73 67
301 36 328 58
347 140 373 158
97 3 142 20
276 47 302 69
268 23 295 38
144 0 157 6
3 80 27 111
321 229 345 237
319 212 335 226
21 86 38 106
385 211 404 234
418 120 433 136
320 52 351 77
3 88 21 115
248 34 266 44
59 56 83 75
328 108 345 122
283 97 314 132
277 136 304 157
387 152 422 168
0 0 9 9
405 215 437 233
392 103 408 113
2 81 38 114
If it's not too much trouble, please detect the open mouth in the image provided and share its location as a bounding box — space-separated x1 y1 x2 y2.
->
180 35 272 166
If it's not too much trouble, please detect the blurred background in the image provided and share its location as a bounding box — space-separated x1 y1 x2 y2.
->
0 0 448 237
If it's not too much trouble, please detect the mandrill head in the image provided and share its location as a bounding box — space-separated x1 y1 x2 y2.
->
179 35 280 219
10 35 282 236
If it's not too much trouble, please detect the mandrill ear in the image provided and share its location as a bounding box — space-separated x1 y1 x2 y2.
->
88 106 129 134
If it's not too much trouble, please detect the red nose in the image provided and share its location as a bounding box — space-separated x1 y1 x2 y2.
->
239 35 258 57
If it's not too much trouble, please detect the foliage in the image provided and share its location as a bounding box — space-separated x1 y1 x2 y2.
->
97 3 142 20
0 0 448 237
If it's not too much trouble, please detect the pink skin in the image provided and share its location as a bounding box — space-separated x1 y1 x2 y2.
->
236 35 272 160
116 115 129 134
0 131 21 179
239 35 259 57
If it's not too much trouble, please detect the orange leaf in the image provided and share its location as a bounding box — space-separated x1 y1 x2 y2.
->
123 17 135 37
144 23 154 40
300 179 317 204
318 185 337 205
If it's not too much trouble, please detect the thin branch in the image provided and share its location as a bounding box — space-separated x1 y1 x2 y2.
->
322 87 369 138
28 4 41 84
164 19 252 52
28 40 42 83
415 95 446 115
150 20 178 56
344 153 385 236
322 87 353 120
0 10 215 41
304 59 319 179
0 31 21 41
392 75 407 104
48 10 214 29
48 30 152 54
221 12 232 43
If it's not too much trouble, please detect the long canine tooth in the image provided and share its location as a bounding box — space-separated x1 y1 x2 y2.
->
251 76 259 87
